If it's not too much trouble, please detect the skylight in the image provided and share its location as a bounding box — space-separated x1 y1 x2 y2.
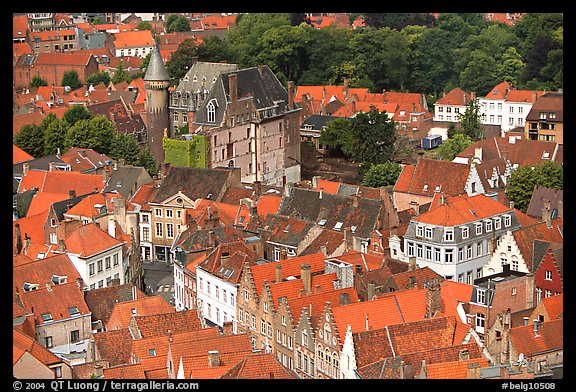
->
41 313 53 322
224 269 234 278
334 222 343 231
69 306 79 316
318 219 327 226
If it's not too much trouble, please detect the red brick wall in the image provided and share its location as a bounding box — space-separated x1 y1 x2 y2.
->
534 254 563 295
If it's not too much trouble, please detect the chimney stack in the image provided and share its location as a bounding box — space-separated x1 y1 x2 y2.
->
49 162 56 172
69 189 76 198
409 201 419 216
253 180 262 196
300 264 311 294
523 317 529 326
542 199 552 227
533 319 539 336
409 256 417 271
22 162 29 176
339 293 351 305
287 81 294 110
208 350 220 367
275 264 282 283
229 73 238 103
367 283 376 300
319 187 323 199
312 176 320 189
425 278 442 318
208 230 216 248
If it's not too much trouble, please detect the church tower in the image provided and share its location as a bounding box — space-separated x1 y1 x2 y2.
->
144 44 170 164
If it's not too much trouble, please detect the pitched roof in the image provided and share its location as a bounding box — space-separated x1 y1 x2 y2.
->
512 218 563 271
412 193 511 226
84 284 146 326
129 182 159 211
13 144 34 164
60 147 113 173
13 252 82 293
197 242 257 284
392 158 470 196
113 30 155 48
19 281 91 326
535 293 563 321
484 81 513 99
509 318 563 356
256 194 282 217
13 329 62 366
219 352 298 379
526 185 563 219
435 87 473 106
93 328 134 367
526 93 563 122
25 192 70 216
104 363 147 379
301 229 344 256
130 309 203 339
286 287 359 324
107 295 174 330
64 223 124 258
19 170 105 196
13 210 48 252
153 166 233 203
35 51 94 66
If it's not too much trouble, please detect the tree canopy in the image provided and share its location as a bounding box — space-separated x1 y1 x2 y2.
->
362 161 402 187
505 162 563 212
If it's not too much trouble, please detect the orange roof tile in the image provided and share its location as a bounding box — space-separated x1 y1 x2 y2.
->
13 112 45 136
26 192 69 216
219 352 297 379
435 87 473 106
315 179 340 194
393 158 470 197
104 363 147 379
538 293 563 320
393 164 416 194
13 144 34 164
510 318 563 356
114 30 155 48
64 223 124 258
13 15 29 38
268 272 338 309
13 42 32 57
13 252 82 293
13 329 62 366
129 183 159 211
107 295 174 330
506 90 545 103
19 170 105 196
485 81 513 99
13 210 48 252
413 193 512 226
425 357 489 379
35 52 94 66
19 281 90 325
256 194 281 217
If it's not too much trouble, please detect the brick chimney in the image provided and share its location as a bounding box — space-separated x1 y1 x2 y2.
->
22 162 29 176
409 201 419 216
229 73 238 103
300 264 311 294
367 283 376 300
542 199 552 227
161 162 171 178
287 80 294 110
425 278 442 318
222 321 234 336
275 264 282 283
208 350 220 367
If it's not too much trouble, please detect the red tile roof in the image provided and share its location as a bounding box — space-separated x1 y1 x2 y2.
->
435 87 473 106
19 170 105 196
113 30 155 48
219 352 298 379
536 293 563 320
93 328 134 366
13 144 34 164
510 318 563 356
35 51 94 66
256 194 282 217
19 281 90 326
506 89 545 103
131 309 203 339
129 183 159 211
426 357 490 379
485 81 513 99
64 222 124 258
512 218 563 271
107 295 174 330
13 210 48 253
26 192 69 216
393 158 470 197
104 363 147 379
13 252 82 293
13 112 45 136
13 329 62 366
13 42 32 57
413 193 512 226
13 15 29 39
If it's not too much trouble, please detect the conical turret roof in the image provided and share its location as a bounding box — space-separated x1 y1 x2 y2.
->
144 44 169 82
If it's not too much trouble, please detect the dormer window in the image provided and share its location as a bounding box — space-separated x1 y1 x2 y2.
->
423 184 428 192
416 225 423 237
461 227 469 239
333 222 343 231
444 229 454 242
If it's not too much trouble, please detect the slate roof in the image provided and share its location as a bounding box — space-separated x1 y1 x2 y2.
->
13 154 66 177
175 225 245 253
392 158 470 197
152 166 234 203
173 61 239 97
102 166 153 199
143 44 169 81
265 215 316 248
510 318 563 356
512 218 563 272
278 187 382 239
525 92 563 122
526 185 563 219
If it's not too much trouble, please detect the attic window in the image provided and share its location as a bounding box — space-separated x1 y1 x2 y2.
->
131 308 137 315
206 193 213 199
351 225 357 233
542 152 550 159
284 224 291 233
41 313 53 322
239 216 245 223
149 349 156 357
423 184 428 192
224 269 233 278
435 185 441 193
318 219 327 226
23 282 39 292
68 306 79 316
333 222 343 231
116 181 122 188
51 275 67 285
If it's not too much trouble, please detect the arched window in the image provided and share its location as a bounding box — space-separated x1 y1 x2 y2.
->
228 160 235 168
207 99 217 123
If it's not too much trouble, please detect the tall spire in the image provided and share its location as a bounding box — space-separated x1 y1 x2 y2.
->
144 44 169 82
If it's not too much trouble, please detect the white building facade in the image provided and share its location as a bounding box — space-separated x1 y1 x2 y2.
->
195 266 238 333
67 243 125 291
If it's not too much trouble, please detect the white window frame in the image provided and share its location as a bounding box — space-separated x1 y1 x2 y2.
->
461 226 469 239
444 229 454 242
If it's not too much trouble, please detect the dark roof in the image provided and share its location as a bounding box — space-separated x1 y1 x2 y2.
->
175 225 245 254
13 154 66 176
525 92 563 122
103 166 153 200
50 192 95 221
278 186 382 239
152 166 234 203
526 185 563 219
143 45 169 82
301 114 342 130
84 283 143 326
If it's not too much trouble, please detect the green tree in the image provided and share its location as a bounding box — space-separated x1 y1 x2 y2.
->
362 161 402 187
459 50 499 96
61 70 82 90
14 124 44 158
112 61 131 85
64 115 116 155
110 133 140 165
63 105 92 127
350 106 397 168
166 38 199 85
458 99 484 141
166 14 190 33
137 20 153 30
505 162 563 212
494 47 526 84
137 147 159 178
319 118 354 157
43 114 66 155
86 71 111 87
197 36 233 63
29 75 48 88
436 133 473 161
